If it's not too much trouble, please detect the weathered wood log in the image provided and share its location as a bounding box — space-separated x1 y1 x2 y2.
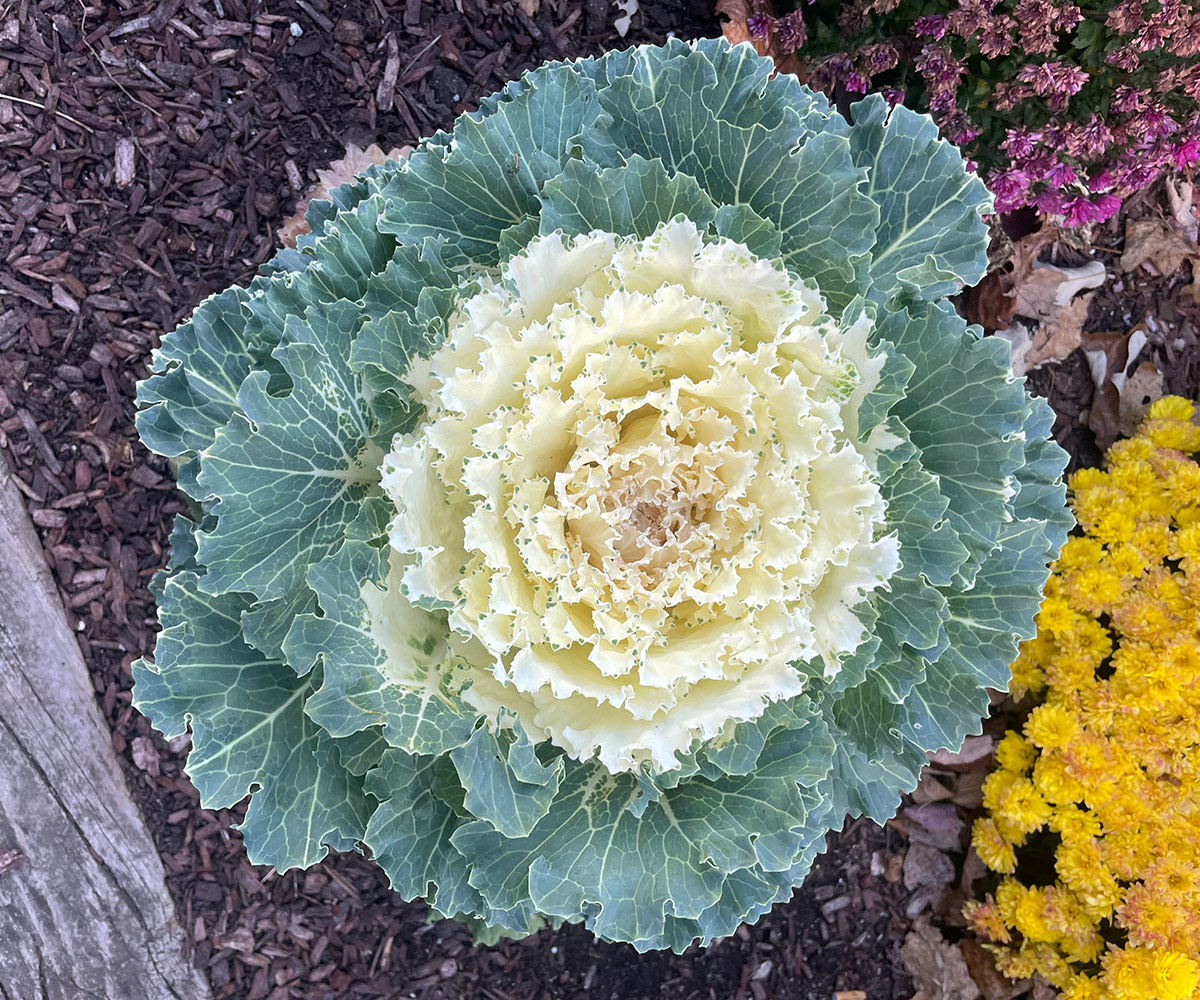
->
0 469 209 1000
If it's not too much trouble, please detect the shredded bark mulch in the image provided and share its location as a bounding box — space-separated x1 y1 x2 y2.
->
0 1 918 998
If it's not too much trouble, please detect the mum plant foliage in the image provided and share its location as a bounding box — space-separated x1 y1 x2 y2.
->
733 0 1200 223
133 38 1071 951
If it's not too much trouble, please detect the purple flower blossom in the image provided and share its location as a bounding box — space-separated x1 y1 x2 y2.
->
1172 15 1200 56
774 11 807 51
846 72 870 93
1002 128 1040 159
1062 196 1098 227
941 111 980 144
1173 139 1200 169
881 87 906 107
858 43 899 73
1134 18 1169 51
1088 168 1115 191
1090 194 1122 223
1106 46 1141 72
1140 108 1178 142
1023 151 1057 177
746 13 772 39
1111 86 1144 113
979 17 1015 58
1046 161 1077 187
989 169 1031 212
1054 3 1083 32
914 14 949 38
1035 188 1068 214
1016 0 1058 54
915 43 965 87
1080 117 1114 158
948 0 995 38
1017 62 1089 100
1106 0 1145 34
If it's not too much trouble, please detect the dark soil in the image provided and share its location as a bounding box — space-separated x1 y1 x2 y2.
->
0 1 919 998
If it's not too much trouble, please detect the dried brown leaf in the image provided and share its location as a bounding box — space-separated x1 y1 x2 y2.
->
1023 290 1094 369
902 916 982 1000
612 0 638 36
280 143 413 247
966 270 1017 331
1082 329 1130 450
912 770 955 804
950 768 987 810
1167 178 1198 244
1120 216 1197 276
958 847 989 901
131 734 160 775
928 735 995 771
1013 261 1105 320
1117 361 1164 437
960 938 1018 1000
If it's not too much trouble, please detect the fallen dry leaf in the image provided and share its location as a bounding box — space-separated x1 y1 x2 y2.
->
280 142 413 246
905 801 964 835
1013 260 1106 319
1167 178 1198 244
1024 291 1093 369
518 0 539 14
913 769 955 804
966 270 1019 331
1082 329 1132 450
999 252 1106 372
960 937 1018 1000
995 321 1034 378
958 847 989 902
950 768 987 810
1120 216 1198 277
927 734 995 771
612 0 638 36
131 734 160 775
903 915 983 1000
1117 361 1164 437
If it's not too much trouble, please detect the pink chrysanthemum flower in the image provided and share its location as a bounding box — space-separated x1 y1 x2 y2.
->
1046 161 1077 187
913 14 949 38
1090 194 1122 223
1173 139 1200 169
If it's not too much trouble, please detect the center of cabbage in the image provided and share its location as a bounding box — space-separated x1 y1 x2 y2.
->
378 221 900 773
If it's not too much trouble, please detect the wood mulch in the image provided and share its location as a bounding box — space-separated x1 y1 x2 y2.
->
5 0 1195 997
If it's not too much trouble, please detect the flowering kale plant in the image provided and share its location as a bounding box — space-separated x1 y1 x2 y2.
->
133 39 1071 951
737 0 1200 224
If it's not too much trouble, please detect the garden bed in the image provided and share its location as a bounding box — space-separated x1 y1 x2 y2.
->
1 1 1198 998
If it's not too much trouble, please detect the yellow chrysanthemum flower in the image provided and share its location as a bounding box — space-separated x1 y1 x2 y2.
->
1025 702 1078 751
967 401 1200 996
972 816 1018 874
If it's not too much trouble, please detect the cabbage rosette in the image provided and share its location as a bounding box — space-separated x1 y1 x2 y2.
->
133 39 1071 951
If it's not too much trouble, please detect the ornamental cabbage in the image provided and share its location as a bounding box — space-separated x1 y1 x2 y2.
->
133 38 1072 952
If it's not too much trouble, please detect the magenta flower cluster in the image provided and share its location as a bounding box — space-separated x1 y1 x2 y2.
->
740 0 1200 225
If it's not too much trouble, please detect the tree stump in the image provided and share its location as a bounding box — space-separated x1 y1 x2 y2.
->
0 470 209 1000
